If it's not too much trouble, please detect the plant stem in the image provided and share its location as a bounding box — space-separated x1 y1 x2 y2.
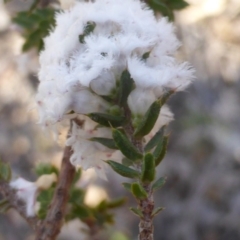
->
35 145 75 240
123 106 154 240
138 185 154 240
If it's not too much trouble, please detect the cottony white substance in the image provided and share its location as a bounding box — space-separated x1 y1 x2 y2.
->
36 0 194 177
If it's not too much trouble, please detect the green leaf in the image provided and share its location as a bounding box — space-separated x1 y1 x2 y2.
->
131 182 148 200
72 204 92 220
151 207 164 217
37 188 54 219
149 0 174 21
159 89 175 106
90 137 118 150
105 160 140 179
96 200 108 211
133 90 174 139
69 188 85 205
166 0 189 10
0 161 11 182
106 197 127 208
112 129 142 161
87 112 125 127
152 176 166 192
122 182 132 192
79 21 96 43
22 28 45 52
12 9 56 52
153 136 169 166
141 153 155 183
144 126 165 152
118 70 134 106
133 100 161 138
13 12 39 29
129 207 143 218
35 163 58 176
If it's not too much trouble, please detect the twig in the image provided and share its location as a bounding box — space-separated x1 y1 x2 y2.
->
138 186 154 240
123 105 154 240
35 144 75 240
0 180 38 230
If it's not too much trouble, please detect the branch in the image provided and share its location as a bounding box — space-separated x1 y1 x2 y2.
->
0 180 38 230
123 105 154 240
35 145 75 240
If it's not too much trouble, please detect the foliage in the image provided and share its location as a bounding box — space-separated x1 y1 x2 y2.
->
12 8 56 52
34 163 126 233
147 0 189 20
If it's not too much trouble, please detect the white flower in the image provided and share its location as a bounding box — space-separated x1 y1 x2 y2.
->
66 121 121 180
37 0 194 127
10 178 38 217
36 0 194 177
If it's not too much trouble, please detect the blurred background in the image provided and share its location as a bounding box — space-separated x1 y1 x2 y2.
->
0 0 240 239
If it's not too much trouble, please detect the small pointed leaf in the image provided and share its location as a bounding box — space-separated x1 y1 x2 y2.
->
112 129 142 161
151 207 164 217
118 70 134 106
87 113 124 127
153 136 169 166
73 204 92 220
106 197 127 208
167 0 189 10
159 89 175 106
131 182 148 200
144 126 165 152
152 177 166 192
129 207 143 218
149 0 174 21
90 137 118 150
133 100 161 138
105 160 140 179
96 200 108 211
141 153 155 183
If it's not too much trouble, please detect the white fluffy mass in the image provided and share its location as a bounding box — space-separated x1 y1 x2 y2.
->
36 0 194 177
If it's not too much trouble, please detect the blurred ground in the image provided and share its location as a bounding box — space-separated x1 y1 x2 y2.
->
0 0 240 239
